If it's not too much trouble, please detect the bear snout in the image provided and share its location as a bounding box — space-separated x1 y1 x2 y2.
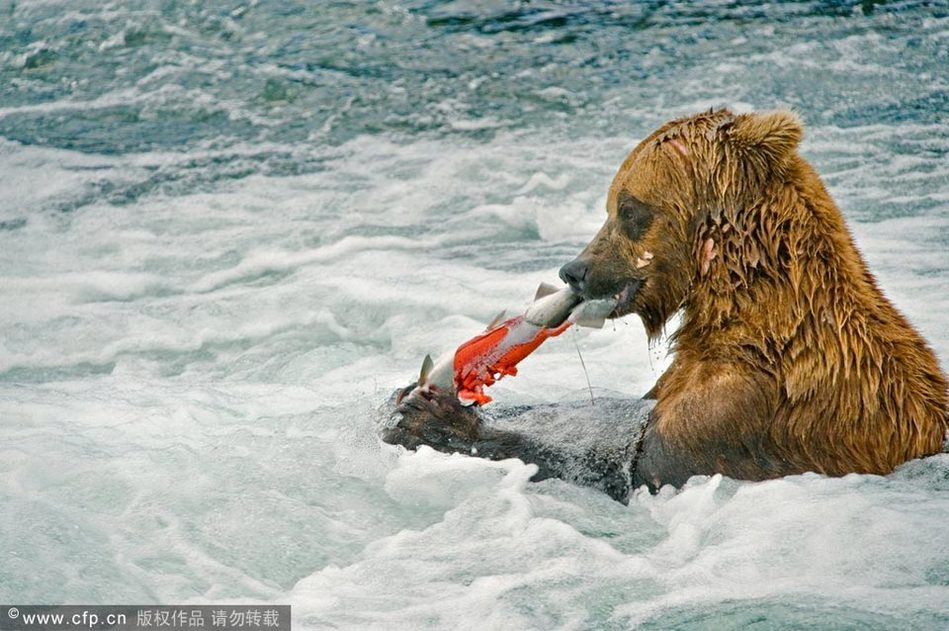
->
559 257 590 293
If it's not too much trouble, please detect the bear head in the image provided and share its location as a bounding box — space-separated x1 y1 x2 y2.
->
560 108 804 339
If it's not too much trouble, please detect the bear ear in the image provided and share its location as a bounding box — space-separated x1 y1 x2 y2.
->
723 110 803 169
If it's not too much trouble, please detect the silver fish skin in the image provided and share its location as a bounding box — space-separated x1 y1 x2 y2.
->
524 286 583 327
567 298 618 329
523 283 618 330
417 351 455 392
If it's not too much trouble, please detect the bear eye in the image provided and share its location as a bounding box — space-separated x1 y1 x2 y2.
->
616 191 654 240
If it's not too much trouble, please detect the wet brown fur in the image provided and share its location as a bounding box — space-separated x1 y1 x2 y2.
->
578 108 948 484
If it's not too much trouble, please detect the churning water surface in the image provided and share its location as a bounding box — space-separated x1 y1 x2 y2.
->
1 1 947 629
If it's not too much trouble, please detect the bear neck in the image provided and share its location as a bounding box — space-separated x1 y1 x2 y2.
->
676 163 887 370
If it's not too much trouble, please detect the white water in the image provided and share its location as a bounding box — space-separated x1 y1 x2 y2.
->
1 2 947 629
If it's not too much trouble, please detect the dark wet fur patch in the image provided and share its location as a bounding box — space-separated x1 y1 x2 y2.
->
616 191 655 241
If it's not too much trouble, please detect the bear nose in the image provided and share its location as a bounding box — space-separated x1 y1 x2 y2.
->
559 258 589 293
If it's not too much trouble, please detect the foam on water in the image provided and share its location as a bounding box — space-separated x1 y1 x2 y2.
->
1 2 947 629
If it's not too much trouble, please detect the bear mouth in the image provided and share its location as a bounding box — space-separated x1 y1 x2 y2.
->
608 279 642 319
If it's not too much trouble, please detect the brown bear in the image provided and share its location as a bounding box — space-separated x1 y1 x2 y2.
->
384 108 948 500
